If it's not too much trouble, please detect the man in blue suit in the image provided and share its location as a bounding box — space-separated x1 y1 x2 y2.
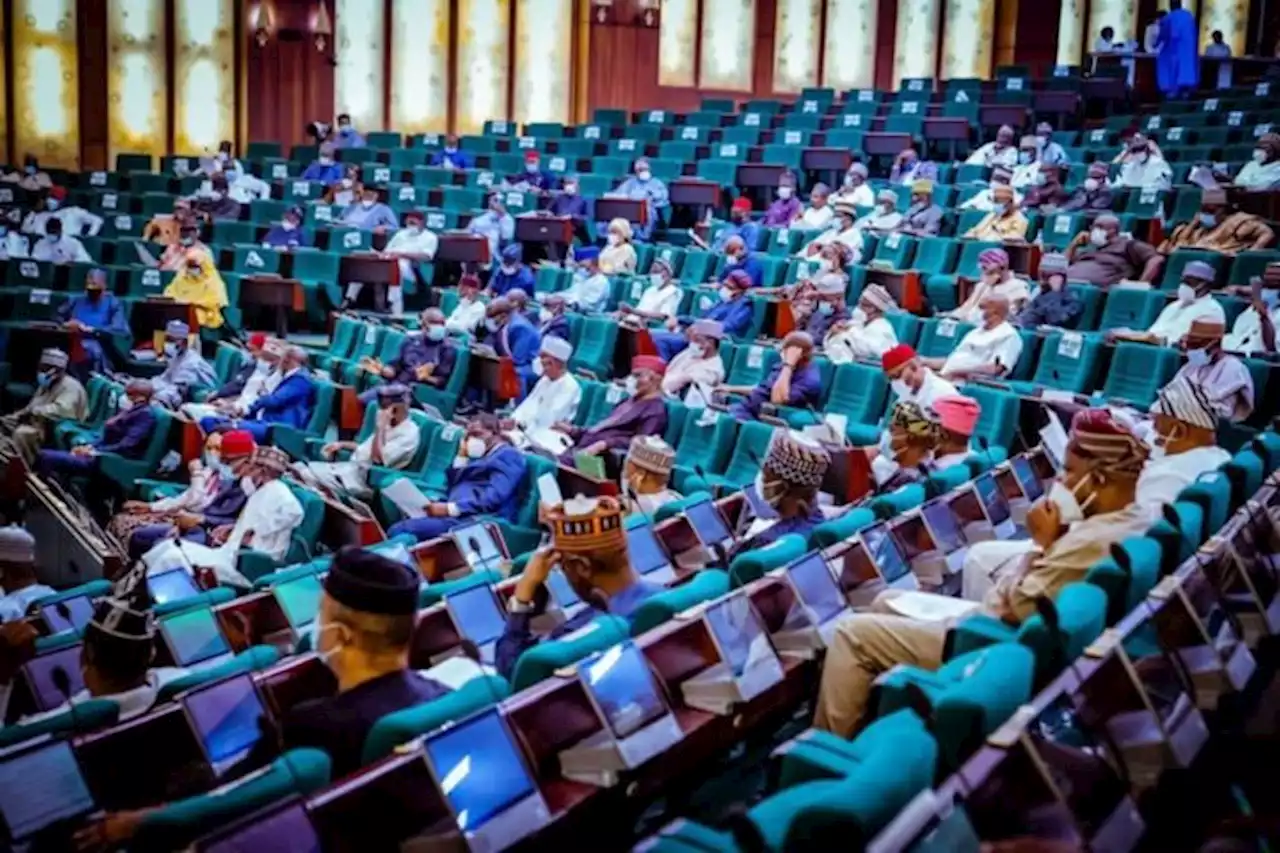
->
652 269 755 361
388 414 527 542
488 297 542 398
717 236 764 288
429 134 474 171
489 244 537 298
57 268 129 379
200 345 316 442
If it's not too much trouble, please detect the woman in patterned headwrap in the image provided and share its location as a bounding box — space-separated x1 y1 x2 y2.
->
870 401 939 493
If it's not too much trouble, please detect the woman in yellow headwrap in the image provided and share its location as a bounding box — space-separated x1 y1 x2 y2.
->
163 249 228 329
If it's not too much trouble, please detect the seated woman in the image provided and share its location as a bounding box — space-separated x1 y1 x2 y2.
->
599 217 638 275
869 402 939 494
163 249 229 330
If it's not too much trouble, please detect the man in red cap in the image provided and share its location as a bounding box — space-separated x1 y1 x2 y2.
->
929 394 981 469
505 149 558 193
22 185 102 241
555 356 669 469
179 334 280 422
697 196 762 256
880 344 958 411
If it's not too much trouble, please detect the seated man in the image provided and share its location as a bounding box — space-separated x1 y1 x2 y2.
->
489 244 536 299
112 430 255 561
484 297 542 398
505 150 557 192
803 274 852 341
1021 164 1069 211
935 296 1023 382
1170 319 1254 423
717 235 764 288
507 288 539 328
653 270 754 361
739 430 832 549
496 495 665 682
538 292 572 341
1108 260 1225 346
1224 261 1280 355
429 135 473 170
962 186 1029 242
704 197 762 253
1112 135 1172 190
881 344 959 410
854 189 903 233
726 331 823 421
346 210 438 315
332 113 366 148
30 216 91 264
0 348 87 462
262 206 312 250
1015 252 1083 329
189 174 242 222
959 168 1022 212
561 246 610 313
163 250 228 330
898 180 944 237
825 283 899 363
0 527 52 623
547 174 590 234
387 414 527 542
801 201 863 262
1060 162 1114 212
4 155 52 192
1233 132 1280 190
339 186 398 233
1158 186 1276 255
180 334 276 423
504 337 581 452
57 268 128 378
148 320 217 408
294 385 421 499
798 183 834 230
831 163 875 209
600 218 638 275
620 258 681 326
762 172 802 226
612 158 668 241
869 402 939 494
1065 213 1162 288
890 147 940 185
965 125 1018 169
662 320 728 404
929 395 980 469
556 357 668 466
947 248 1030 322
815 409 1152 737
468 194 516 264
141 446 304 587
322 164 363 206
622 436 682 515
301 143 344 183
41 185 103 239
200 345 316 442
359 309 456 406
1138 376 1232 511
445 273 487 336
1010 135 1045 189
1034 122 1070 167
0 223 29 260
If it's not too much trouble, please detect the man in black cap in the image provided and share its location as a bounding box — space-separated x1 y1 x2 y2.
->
278 546 449 776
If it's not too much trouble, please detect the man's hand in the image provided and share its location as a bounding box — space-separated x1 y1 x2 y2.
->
1250 278 1266 313
781 345 802 367
618 304 634 315
581 440 608 456
321 441 340 459
425 502 452 518
174 511 203 531
71 445 96 458
665 316 679 331
66 319 88 333
209 524 233 545
73 809 148 852
122 500 149 514
550 421 574 434
498 418 515 431
1026 497 1064 551
515 547 558 604
414 363 435 381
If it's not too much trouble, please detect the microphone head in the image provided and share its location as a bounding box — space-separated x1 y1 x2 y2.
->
51 665 73 699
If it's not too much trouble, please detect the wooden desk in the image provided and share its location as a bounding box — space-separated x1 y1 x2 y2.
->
923 117 972 142
436 232 491 265
593 197 648 226
862 133 914 157
1033 91 1081 119
334 384 366 435
614 323 658 377
214 589 293 654
557 462 619 499
866 268 925 314
669 179 721 208
468 346 521 401
822 443 872 504
978 104 1030 130
129 299 198 353
516 215 574 244
736 163 787 188
407 520 509 583
1002 242 1043 278
241 275 304 337
321 493 385 548
802 147 854 172
339 253 400 287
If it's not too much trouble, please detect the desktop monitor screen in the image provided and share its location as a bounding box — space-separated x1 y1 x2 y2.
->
41 594 95 636
446 585 507 648
204 802 321 853
582 641 667 741
25 645 86 711
703 596 778 679
921 500 965 555
162 607 231 667
546 569 581 609
185 675 268 769
975 474 1011 527
452 524 502 570
685 499 732 548
147 569 200 607
626 523 671 577
424 709 536 832
743 482 779 522
0 741 95 841
275 575 324 629
786 553 846 625
861 524 910 584
1012 457 1044 502
1024 696 1129 839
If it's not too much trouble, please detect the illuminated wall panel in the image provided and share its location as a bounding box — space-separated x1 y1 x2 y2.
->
893 0 941 88
175 0 235 155
700 0 757 91
1199 0 1246 54
822 0 878 90
515 0 573 125
658 0 698 86
1088 0 1137 45
108 0 167 163
335 0 386 130
1057 0 1086 65
773 0 821 94
941 0 995 79
456 0 511 134
13 0 79 168
391 0 451 134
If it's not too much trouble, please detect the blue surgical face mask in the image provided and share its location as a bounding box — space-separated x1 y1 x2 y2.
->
817 302 834 316
526 163 539 173
46 199 60 211
426 325 446 342
36 371 53 389
484 317 500 333
1199 213 1218 228
1186 346 1211 368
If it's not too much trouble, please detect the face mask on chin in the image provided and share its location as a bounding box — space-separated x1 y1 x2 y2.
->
240 475 258 497
1046 473 1095 525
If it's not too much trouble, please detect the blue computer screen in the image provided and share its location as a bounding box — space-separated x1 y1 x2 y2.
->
1013 457 1044 501
425 710 536 832
446 586 506 647
922 500 965 554
162 607 230 666
275 575 324 628
41 595 94 635
862 524 910 583
975 474 1011 526
26 646 86 710
626 523 671 576
685 500 731 547
704 596 775 678
0 741 94 840
786 553 845 624
147 568 200 607
205 802 321 853
185 674 267 767
582 642 666 740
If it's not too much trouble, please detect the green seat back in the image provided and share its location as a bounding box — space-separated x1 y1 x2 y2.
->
1016 582 1108 684
630 570 730 636
362 674 511 764
958 384 1019 450
510 615 631 692
729 533 807 587
0 698 118 749
824 363 889 429
1096 288 1166 332
568 316 620 378
1029 331 1102 393
810 507 877 549
1100 342 1179 407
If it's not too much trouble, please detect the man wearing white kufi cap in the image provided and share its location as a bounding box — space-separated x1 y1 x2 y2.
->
0 526 52 623
502 336 582 454
1136 375 1231 517
824 283 900 364
0 348 87 462
853 188 904 233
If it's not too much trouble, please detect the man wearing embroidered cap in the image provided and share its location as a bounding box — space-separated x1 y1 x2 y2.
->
934 295 1023 382
505 149 557 193
295 384 422 498
1137 375 1232 514
504 336 582 452
275 547 450 777
622 436 682 515
899 180 944 237
1010 135 1045 190
962 184 1029 242
662 319 727 404
1015 252 1082 329
1158 185 1275 255
959 166 1023 213
803 273 852 341
800 198 863 262
489 243 536 301
1 348 87 462
869 402 939 493
818 408 1152 737
1169 318 1254 422
716 234 765 288
1035 121 1069 167
562 244 609 313
1109 260 1226 346
946 247 1030 323
825 283 900 364
1060 162 1114 213
929 395 980 469
262 205 311 250
966 124 1018 170
880 343 958 411
0 526 52 623
854 189 903 233
497 495 665 680
1064 212 1161 288
148 319 216 408
742 430 831 549
832 162 874 209
1235 132 1280 190
555 356 667 467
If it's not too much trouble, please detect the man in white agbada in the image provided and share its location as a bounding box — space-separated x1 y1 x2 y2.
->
0 526 52 623
800 200 863 263
824 283 899 363
1109 260 1225 346
142 446 304 587
661 320 727 405
344 209 439 316
853 189 904 233
180 339 283 423
503 336 582 453
930 295 1023 382
445 273 487 335
293 384 421 499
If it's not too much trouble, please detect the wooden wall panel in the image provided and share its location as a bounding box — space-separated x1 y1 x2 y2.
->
1014 0 1064 68
245 0 336 148
79 0 109 170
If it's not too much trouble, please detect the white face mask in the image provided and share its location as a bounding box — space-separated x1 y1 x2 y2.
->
465 437 487 459
1089 227 1108 246
871 454 900 487
1046 475 1094 525
426 325 446 342
1135 153 1149 165
890 379 911 400
777 186 793 199
1177 283 1197 304
241 475 258 497
623 376 638 396
719 286 735 302
361 199 375 209
649 273 665 288
164 342 179 358
341 178 353 188
539 308 552 323
1084 178 1100 192
1253 149 1268 164
607 234 621 246
1261 290 1280 310
1185 346 1211 368
636 170 651 181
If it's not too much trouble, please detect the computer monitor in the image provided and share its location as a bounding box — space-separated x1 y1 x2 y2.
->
184 674 269 774
445 585 507 650
742 481 779 522
201 801 321 853
147 568 200 607
684 499 732 549
24 645 86 711
861 523 912 587
785 552 846 626
974 473 1011 526
1012 456 1044 502
0 740 95 841
451 524 503 571
275 574 324 629
580 642 668 741
626 523 672 578
423 709 539 834
161 607 231 668
703 595 782 685
40 594 95 636
545 569 581 610
921 500 965 555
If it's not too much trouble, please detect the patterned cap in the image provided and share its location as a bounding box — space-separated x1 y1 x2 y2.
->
860 283 897 312
876 188 899 204
1088 162 1109 178
546 495 627 555
376 382 412 403
0 526 35 563
1039 252 1069 274
1149 375 1218 430
39 348 68 368
763 430 831 488
911 179 934 195
501 244 523 262
1182 260 1216 282
626 435 676 476
848 163 869 178
690 319 725 340
1068 408 1149 477
978 248 1010 267
249 445 291 475
89 579 156 644
832 200 857 218
890 402 939 442
165 320 190 339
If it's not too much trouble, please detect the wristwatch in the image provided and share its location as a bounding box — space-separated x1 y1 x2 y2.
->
507 596 537 615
